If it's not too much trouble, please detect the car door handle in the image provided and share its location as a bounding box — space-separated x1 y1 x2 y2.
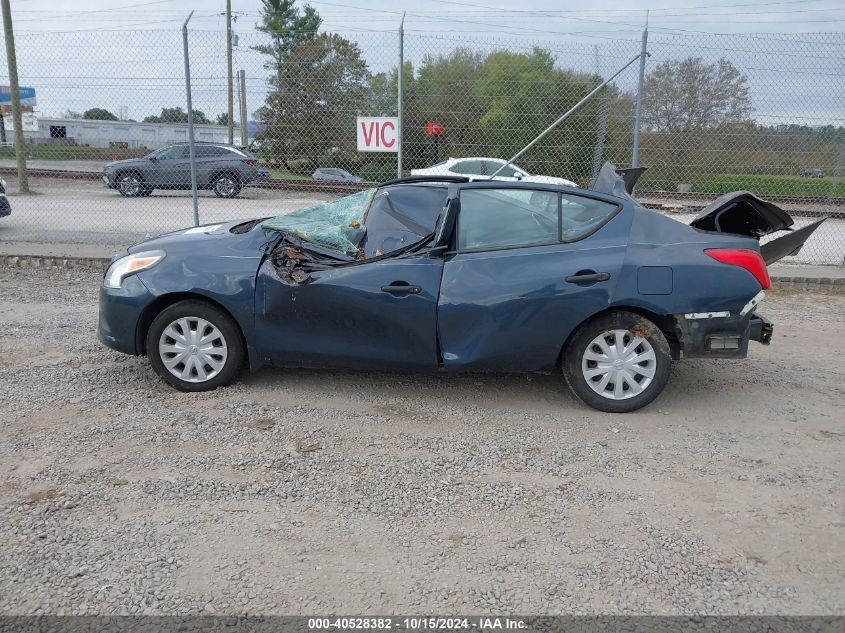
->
381 284 421 295
565 272 610 284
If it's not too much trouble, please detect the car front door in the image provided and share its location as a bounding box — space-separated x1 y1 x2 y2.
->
436 186 631 373
254 254 443 372
148 145 190 188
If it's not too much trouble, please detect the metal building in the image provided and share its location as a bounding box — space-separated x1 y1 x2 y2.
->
20 117 230 149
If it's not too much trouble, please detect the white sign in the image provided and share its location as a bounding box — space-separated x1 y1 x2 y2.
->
356 116 398 153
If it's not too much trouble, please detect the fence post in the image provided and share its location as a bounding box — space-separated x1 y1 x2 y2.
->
239 70 248 147
182 11 199 227
631 14 649 168
591 45 610 181
397 12 405 178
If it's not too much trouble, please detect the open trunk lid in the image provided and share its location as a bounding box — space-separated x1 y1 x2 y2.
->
592 163 826 265
689 191 825 264
690 191 792 237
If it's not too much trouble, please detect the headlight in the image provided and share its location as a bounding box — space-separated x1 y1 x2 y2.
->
103 250 165 288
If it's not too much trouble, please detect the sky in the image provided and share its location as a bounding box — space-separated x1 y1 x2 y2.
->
2 0 845 124
8 0 845 37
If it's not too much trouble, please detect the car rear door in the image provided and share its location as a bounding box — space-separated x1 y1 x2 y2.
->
436 185 631 372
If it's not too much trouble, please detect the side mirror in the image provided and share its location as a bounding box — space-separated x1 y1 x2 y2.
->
149 156 157 161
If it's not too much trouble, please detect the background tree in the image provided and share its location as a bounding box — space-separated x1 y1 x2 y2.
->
257 33 370 164
474 48 602 180
643 57 752 132
252 0 322 71
143 107 209 124
215 113 229 126
82 108 118 121
411 49 487 166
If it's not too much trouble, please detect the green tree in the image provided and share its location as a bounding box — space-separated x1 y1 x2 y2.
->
412 49 486 164
474 48 601 180
82 108 118 121
257 33 370 162
643 57 752 133
143 107 209 124
252 0 322 71
215 112 229 126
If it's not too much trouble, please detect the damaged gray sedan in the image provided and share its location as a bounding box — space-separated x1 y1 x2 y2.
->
98 165 823 412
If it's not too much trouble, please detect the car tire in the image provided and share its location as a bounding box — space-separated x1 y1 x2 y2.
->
146 300 245 392
562 311 672 413
116 172 144 197
212 173 241 199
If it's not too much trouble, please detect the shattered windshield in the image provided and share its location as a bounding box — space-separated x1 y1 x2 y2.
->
261 188 376 255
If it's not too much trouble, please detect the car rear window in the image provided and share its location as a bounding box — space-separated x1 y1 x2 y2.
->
560 194 620 242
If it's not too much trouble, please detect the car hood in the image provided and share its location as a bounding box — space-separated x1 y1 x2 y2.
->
127 219 265 254
105 158 144 169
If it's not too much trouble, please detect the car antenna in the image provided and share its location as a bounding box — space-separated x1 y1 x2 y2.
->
487 52 648 180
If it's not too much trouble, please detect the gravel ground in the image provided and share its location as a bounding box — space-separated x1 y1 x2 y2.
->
1 266 844 616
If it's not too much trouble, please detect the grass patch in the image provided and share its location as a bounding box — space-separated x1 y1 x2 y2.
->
0 145 146 161
640 173 845 198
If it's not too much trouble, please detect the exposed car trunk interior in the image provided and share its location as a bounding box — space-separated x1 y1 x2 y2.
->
690 192 793 237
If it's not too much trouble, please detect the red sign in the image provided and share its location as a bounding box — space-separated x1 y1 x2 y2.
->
426 121 445 137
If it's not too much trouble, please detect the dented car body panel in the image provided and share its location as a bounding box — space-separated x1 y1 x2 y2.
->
98 165 824 386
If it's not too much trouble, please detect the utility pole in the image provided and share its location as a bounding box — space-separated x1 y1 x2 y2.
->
238 70 248 147
226 0 234 145
1 0 29 193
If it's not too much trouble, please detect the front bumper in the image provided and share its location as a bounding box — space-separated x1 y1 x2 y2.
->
97 274 153 355
676 311 773 359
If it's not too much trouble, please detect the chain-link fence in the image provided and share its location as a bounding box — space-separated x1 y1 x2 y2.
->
0 26 843 264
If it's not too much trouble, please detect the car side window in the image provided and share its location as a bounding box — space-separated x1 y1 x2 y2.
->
457 188 559 251
560 194 620 241
195 146 218 158
491 162 519 177
449 160 481 175
154 145 185 160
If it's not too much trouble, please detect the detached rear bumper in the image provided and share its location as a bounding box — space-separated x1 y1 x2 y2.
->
676 311 773 359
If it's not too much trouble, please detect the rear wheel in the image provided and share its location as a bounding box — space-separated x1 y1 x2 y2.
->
563 311 671 413
212 173 241 198
116 172 144 197
146 300 245 392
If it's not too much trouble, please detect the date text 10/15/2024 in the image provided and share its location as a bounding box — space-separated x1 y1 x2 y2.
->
307 618 528 630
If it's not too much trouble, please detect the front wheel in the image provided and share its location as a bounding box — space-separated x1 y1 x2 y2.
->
146 300 245 392
562 311 672 413
212 173 241 198
116 172 144 197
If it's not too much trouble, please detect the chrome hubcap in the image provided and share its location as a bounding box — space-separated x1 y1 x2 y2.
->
158 317 228 383
119 175 140 195
582 329 657 400
215 177 235 196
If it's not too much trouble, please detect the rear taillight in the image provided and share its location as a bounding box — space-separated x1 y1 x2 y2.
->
242 159 257 166
705 248 771 289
